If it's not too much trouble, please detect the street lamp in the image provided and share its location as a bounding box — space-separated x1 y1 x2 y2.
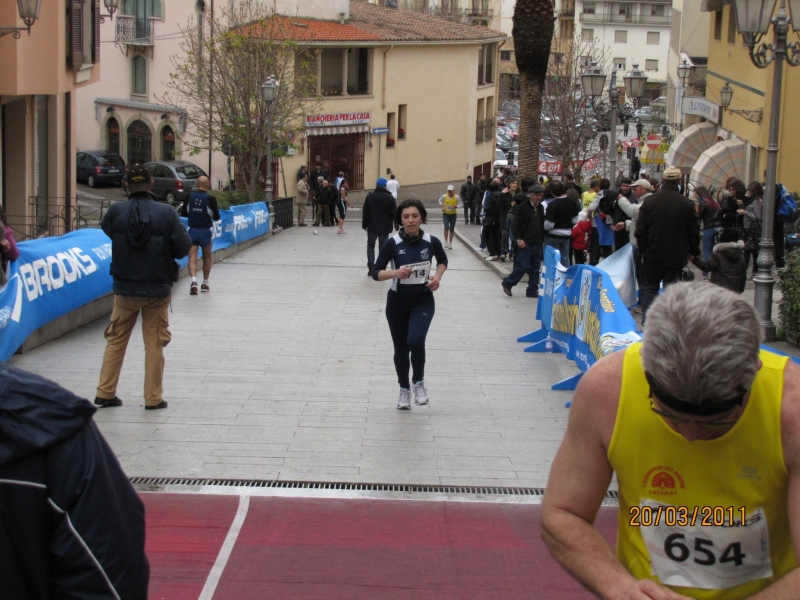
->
0 0 42 39
581 61 647 182
99 0 120 23
719 82 763 123
260 75 279 204
676 59 692 84
732 0 800 341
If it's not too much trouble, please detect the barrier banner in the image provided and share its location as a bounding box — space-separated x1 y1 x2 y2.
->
594 244 637 309
0 229 114 361
533 246 641 375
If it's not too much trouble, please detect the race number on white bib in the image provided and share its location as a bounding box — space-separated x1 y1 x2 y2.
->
400 261 431 284
639 499 772 590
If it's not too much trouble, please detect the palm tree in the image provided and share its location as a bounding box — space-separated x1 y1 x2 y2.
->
512 0 555 179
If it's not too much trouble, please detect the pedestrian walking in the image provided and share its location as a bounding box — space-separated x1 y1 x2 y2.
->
313 180 333 227
438 185 462 249
296 174 310 226
635 121 643 139
373 199 448 410
622 118 629 137
336 180 355 234
483 179 503 260
363 178 397 276
499 178 520 261
501 184 545 298
94 165 192 410
460 175 477 224
180 175 220 294
386 173 400 199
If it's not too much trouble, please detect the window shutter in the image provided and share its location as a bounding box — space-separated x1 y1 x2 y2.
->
93 0 101 63
69 0 83 70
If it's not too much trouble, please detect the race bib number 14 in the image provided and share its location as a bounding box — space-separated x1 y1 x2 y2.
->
639 499 772 590
400 261 431 284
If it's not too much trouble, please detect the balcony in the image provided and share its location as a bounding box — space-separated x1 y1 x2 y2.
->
115 16 154 45
559 9 575 18
467 2 492 18
579 12 670 26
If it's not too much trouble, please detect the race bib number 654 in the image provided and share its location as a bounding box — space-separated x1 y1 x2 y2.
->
638 499 772 590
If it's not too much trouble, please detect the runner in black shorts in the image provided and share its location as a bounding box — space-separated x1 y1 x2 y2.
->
180 176 220 294
373 199 448 410
336 180 355 234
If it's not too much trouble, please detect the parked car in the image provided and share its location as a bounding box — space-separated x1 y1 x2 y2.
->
493 148 509 169
633 107 653 122
76 151 127 187
140 161 207 206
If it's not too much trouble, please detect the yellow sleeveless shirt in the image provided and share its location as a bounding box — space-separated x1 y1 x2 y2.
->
442 194 459 215
608 343 796 599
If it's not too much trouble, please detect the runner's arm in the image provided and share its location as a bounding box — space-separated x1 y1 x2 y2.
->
208 196 221 221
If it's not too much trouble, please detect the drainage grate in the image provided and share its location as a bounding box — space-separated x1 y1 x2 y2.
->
129 477 619 499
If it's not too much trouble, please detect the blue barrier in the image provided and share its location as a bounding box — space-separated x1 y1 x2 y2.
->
0 202 270 361
518 246 641 403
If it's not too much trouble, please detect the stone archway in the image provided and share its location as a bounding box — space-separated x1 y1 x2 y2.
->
127 119 152 165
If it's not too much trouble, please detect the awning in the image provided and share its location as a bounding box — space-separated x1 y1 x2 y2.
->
690 139 746 191
94 97 184 114
700 0 728 12
305 124 371 137
665 122 719 173
640 146 665 166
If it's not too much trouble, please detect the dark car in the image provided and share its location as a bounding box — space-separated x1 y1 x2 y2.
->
76 151 127 187
140 161 207 206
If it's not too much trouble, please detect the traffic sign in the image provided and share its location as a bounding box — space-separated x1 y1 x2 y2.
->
372 127 389 135
646 134 662 150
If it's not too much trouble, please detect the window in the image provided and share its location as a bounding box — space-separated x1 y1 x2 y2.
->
175 164 205 179
162 126 175 161
647 31 660 45
320 48 344 96
581 28 594 41
387 112 396 148
132 55 147 95
714 10 723 41
294 49 318 96
727 6 737 44
619 4 632 16
651 5 665 16
478 44 495 85
583 2 595 14
127 120 152 165
645 59 658 71
500 50 512 61
614 57 626 71
398 104 407 140
554 52 566 64
346 48 371 95
476 97 485 143
122 0 162 18
68 0 101 69
615 30 627 43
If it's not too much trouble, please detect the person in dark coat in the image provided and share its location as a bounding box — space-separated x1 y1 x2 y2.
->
502 184 546 297
635 166 701 323
691 228 747 293
363 178 397 276
483 179 504 260
0 362 149 599
460 176 477 225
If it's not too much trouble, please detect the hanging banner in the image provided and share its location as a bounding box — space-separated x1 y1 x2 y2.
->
305 112 372 127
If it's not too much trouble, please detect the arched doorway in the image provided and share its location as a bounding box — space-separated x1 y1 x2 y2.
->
127 120 152 165
107 118 120 154
162 125 175 161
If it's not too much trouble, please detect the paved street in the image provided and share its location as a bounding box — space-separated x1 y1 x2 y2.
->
10 224 580 488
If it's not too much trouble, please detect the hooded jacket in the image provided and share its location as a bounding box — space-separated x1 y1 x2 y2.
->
0 362 149 599
691 240 747 294
362 187 397 235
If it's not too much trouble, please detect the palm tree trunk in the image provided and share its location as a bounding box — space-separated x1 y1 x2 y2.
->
518 71 545 179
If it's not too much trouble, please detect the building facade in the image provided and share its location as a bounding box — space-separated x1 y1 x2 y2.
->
664 0 708 128
1 0 101 239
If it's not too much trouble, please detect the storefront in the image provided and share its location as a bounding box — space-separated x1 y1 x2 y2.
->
304 112 371 190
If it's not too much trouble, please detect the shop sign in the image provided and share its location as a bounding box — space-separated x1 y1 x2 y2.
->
305 112 372 127
681 97 720 125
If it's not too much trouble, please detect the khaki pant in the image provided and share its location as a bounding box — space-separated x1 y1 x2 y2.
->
297 197 307 224
313 204 330 226
96 294 172 406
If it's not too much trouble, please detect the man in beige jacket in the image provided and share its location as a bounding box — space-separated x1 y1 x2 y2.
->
296 175 310 226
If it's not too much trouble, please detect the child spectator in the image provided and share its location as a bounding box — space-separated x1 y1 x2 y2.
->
571 211 592 265
691 228 746 294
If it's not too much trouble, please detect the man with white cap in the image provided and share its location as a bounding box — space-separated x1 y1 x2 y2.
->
634 166 701 322
616 178 652 292
438 185 462 249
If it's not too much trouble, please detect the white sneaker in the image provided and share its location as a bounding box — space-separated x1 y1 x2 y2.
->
397 388 412 410
413 381 429 406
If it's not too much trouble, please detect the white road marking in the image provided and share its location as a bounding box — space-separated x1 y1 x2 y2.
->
198 494 251 600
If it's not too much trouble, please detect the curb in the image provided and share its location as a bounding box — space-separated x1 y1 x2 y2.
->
453 228 513 279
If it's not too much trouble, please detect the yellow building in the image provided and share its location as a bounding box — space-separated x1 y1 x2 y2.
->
0 0 100 239
678 1 800 192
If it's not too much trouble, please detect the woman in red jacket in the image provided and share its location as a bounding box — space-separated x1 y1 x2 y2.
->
571 210 592 265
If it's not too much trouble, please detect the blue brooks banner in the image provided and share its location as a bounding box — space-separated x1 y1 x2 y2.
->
519 245 641 398
0 202 270 361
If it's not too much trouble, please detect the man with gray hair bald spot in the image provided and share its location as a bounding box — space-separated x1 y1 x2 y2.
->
541 282 800 600
180 175 220 294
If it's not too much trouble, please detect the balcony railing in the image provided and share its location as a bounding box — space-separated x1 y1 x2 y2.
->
579 12 671 26
476 119 486 143
115 16 154 45
559 9 575 17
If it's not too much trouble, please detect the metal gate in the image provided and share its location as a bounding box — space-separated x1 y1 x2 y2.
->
127 120 152 165
308 133 365 190
233 155 279 194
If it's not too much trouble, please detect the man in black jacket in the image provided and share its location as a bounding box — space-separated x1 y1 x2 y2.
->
502 184 545 297
460 176 477 225
363 177 397 275
635 166 701 322
95 165 192 410
0 363 149 599
545 180 580 268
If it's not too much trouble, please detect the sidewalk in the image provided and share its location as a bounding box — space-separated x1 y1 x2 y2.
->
9 223 580 487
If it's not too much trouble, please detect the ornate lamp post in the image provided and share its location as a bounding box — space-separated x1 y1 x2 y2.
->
732 0 800 341
99 0 120 23
1 0 42 38
260 75 279 204
581 62 647 180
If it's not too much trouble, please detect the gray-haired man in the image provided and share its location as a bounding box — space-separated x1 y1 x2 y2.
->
541 282 800 599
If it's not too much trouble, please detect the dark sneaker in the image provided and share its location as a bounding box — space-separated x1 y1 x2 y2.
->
201 283 210 293
526 290 539 298
502 283 512 297
145 400 169 410
94 396 123 407
499 254 506 262
190 282 199 295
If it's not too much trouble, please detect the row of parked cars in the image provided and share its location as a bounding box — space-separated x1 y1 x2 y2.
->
76 150 208 207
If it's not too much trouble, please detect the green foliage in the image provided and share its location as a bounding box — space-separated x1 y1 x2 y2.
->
779 250 800 346
214 190 263 209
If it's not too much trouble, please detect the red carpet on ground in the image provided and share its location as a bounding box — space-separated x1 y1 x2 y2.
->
142 493 618 600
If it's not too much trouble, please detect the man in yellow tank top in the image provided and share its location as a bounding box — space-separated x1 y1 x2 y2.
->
541 282 800 600
438 185 462 250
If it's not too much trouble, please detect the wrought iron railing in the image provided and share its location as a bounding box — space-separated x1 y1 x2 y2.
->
476 119 486 143
115 16 154 45
6 198 109 241
271 197 294 229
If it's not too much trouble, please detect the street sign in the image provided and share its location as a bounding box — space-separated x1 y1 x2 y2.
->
646 134 662 150
372 127 389 135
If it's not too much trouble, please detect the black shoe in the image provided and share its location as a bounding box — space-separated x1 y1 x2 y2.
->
526 290 539 298
502 283 512 297
499 254 506 262
145 400 169 410
94 396 123 407
298 223 308 227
